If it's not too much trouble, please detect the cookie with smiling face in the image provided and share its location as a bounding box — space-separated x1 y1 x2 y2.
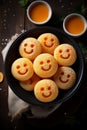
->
53 66 76 90
19 73 40 91
33 53 58 78
11 58 34 81
37 33 59 55
34 79 59 103
19 37 42 61
54 43 77 66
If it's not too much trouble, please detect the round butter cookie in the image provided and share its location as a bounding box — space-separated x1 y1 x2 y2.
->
19 37 42 61
11 58 34 81
54 43 77 66
33 53 58 78
53 66 76 90
34 79 59 103
0 72 4 83
37 33 59 54
19 73 40 91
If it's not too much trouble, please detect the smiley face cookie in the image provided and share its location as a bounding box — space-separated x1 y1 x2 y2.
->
53 66 76 90
37 33 60 55
33 53 58 78
11 58 34 81
34 79 59 103
19 37 42 61
54 43 77 66
19 73 40 91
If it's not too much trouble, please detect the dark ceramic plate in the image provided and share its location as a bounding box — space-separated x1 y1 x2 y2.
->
4 26 85 106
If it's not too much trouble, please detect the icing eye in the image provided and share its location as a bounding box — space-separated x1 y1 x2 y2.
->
44 42 46 44
40 61 44 65
30 44 34 48
59 49 62 53
41 87 44 91
47 59 50 63
16 65 20 69
44 37 47 40
48 86 51 90
67 74 70 78
66 49 69 52
24 63 27 67
24 43 28 47
50 38 54 42
61 72 64 75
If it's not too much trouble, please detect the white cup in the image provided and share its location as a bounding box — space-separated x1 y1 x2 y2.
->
63 13 87 37
27 0 52 25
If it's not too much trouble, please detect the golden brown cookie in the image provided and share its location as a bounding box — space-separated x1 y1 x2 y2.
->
34 79 59 103
54 43 77 66
33 53 58 78
19 37 42 61
53 66 76 90
19 73 40 91
37 33 59 54
0 72 4 83
11 58 34 81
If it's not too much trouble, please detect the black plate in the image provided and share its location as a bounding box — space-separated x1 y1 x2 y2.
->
4 26 85 107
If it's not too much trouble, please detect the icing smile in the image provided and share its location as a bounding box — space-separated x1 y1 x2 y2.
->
18 69 28 75
41 65 51 71
44 42 54 48
24 48 33 54
59 77 69 83
42 92 52 97
60 54 70 59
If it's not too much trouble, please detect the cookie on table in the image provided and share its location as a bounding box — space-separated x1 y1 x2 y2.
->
19 37 42 61
19 73 40 91
33 53 58 78
53 66 76 90
37 33 60 55
0 72 4 83
34 79 59 103
11 58 34 81
54 43 77 66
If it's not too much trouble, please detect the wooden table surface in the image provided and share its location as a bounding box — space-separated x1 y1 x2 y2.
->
0 0 87 129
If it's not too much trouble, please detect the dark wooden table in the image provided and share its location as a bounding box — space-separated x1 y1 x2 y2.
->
0 0 87 129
